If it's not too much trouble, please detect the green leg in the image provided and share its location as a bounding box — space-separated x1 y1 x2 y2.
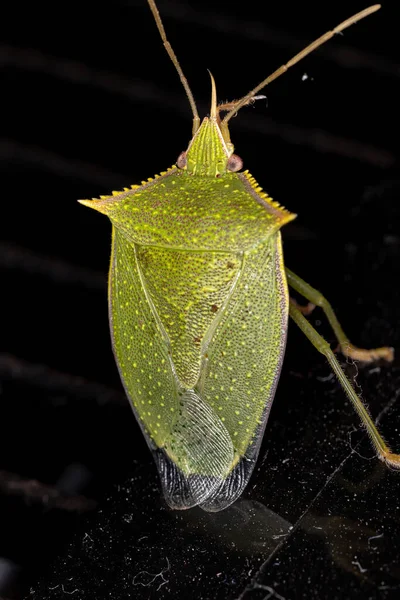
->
286 268 394 363
289 300 400 468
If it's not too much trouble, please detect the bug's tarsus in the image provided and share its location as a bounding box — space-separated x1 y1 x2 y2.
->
339 342 394 363
218 95 268 145
217 95 267 116
147 0 200 135
381 451 400 470
223 5 381 125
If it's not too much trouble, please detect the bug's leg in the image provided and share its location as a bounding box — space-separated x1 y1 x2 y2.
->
217 95 266 115
286 268 394 363
289 299 400 468
289 297 316 316
218 97 266 145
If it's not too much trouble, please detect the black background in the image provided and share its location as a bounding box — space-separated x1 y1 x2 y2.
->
1 1 400 599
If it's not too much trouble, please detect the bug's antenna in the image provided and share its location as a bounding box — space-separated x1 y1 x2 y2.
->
223 5 381 126
147 0 200 135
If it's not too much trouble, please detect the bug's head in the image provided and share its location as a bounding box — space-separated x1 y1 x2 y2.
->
175 73 245 178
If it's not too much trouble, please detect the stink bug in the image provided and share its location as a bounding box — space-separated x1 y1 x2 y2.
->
80 2 400 512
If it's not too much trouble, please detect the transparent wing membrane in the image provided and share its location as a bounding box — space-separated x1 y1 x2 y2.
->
163 390 234 507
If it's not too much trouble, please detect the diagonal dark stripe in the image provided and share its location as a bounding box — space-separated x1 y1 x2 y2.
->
0 470 96 512
0 353 126 407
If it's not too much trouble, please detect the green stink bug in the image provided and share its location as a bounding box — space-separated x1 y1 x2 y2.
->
80 2 400 512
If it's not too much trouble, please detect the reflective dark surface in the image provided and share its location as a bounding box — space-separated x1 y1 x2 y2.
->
28 334 400 599
1 1 400 599
28 215 400 598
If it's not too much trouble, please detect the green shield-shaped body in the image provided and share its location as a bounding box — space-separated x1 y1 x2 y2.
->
81 117 295 511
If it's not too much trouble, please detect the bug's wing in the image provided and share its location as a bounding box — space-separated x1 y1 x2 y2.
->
155 390 235 509
109 229 235 509
195 421 269 512
196 234 289 512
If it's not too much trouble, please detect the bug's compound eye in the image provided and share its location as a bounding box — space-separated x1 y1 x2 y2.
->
227 154 243 172
176 151 187 169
